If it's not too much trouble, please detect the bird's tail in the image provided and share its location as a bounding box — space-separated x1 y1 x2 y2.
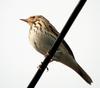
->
74 63 93 85
55 52 93 84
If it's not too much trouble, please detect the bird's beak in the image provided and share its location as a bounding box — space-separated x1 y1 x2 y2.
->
20 19 28 23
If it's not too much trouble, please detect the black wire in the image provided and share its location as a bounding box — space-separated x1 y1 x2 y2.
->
27 0 87 88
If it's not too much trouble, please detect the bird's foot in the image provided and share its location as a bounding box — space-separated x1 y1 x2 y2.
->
45 52 53 63
45 52 49 57
37 62 42 70
37 62 49 71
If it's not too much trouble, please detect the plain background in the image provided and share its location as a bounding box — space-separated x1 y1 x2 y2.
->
0 0 100 88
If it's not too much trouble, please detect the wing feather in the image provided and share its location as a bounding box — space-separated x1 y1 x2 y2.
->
48 22 75 59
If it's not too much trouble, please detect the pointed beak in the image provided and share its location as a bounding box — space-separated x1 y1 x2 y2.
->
20 19 28 23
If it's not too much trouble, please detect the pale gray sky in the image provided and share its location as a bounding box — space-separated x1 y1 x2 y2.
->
0 0 100 88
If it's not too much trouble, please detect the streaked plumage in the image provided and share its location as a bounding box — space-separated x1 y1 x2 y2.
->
20 15 93 84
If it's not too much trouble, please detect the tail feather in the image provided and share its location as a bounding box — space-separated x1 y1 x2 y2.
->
55 53 93 84
75 64 93 85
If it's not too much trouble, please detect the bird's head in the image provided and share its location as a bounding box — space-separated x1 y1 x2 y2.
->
20 15 48 27
20 16 36 26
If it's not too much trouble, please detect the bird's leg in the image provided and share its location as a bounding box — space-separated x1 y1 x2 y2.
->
45 52 53 63
37 62 42 70
37 52 54 71
38 52 54 71
45 52 49 57
37 62 49 71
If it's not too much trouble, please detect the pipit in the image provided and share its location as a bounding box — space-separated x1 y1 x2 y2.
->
20 15 93 84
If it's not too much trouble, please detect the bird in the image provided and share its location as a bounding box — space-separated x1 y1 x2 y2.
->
20 15 93 85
